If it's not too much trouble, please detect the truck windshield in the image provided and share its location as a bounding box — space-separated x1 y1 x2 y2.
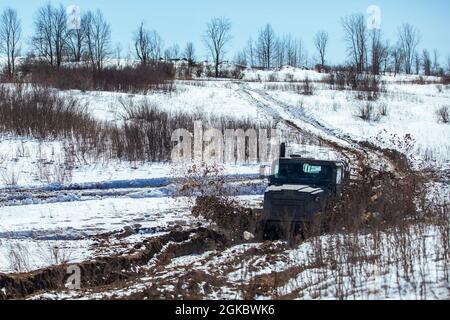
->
273 161 335 185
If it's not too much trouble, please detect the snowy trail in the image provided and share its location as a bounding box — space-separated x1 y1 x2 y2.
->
0 174 262 206
0 166 264 274
0 175 265 242
239 83 356 146
235 82 400 173
0 173 260 194
0 197 192 239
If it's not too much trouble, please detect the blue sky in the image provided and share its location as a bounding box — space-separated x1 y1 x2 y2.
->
1 0 449 65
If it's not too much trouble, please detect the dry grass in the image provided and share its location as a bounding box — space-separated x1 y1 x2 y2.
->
0 84 269 164
7 242 31 273
436 106 449 124
264 78 314 95
17 61 176 93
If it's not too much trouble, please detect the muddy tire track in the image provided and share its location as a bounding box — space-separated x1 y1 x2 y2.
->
237 83 410 175
0 227 230 300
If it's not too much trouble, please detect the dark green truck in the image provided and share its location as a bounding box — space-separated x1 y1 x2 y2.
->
261 144 348 238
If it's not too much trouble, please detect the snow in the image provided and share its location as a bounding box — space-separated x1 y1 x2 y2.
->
60 80 262 123
243 66 327 82
261 82 450 168
242 66 443 84
0 196 194 274
0 136 262 189
0 197 191 237
0 66 448 300
0 239 94 274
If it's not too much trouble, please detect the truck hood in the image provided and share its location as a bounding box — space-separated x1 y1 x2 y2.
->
265 185 324 195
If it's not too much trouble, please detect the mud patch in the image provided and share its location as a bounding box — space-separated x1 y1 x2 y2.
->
0 227 229 300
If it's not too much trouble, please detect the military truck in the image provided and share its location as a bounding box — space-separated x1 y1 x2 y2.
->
260 143 348 239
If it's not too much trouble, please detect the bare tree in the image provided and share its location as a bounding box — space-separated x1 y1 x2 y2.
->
134 22 152 65
32 4 68 68
296 40 307 68
370 29 388 75
380 40 390 74
282 35 304 68
184 42 196 63
257 24 276 70
422 49 431 76
137 29 163 62
398 23 420 74
432 49 441 75
134 23 163 64
32 4 54 66
0 8 21 78
314 31 328 68
52 5 67 67
391 44 404 76
66 13 87 62
245 37 255 68
164 44 180 60
85 10 111 73
204 17 232 78
183 42 196 75
115 42 122 65
447 54 450 75
234 50 247 67
284 35 295 67
414 51 421 75
275 36 286 68
342 14 368 73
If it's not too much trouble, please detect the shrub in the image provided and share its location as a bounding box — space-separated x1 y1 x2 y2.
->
324 70 385 100
302 77 314 95
17 60 175 93
356 102 378 122
436 106 449 124
178 163 258 241
378 102 388 117
0 84 270 163
0 84 97 139
263 81 314 96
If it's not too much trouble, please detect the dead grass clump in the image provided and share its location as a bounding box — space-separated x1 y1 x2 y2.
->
436 106 449 124
7 242 31 273
378 102 388 117
264 78 314 95
0 84 98 140
178 163 259 241
356 102 379 122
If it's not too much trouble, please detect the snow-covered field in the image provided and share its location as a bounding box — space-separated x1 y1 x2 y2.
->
260 81 450 168
0 67 448 300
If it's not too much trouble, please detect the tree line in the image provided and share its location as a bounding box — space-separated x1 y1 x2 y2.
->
0 4 449 80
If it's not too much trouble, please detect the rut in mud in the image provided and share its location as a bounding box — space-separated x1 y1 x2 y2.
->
0 227 229 300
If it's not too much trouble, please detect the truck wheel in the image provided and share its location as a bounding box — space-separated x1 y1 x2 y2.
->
263 221 280 241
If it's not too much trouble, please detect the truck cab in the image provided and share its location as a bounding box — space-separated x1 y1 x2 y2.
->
262 149 347 227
